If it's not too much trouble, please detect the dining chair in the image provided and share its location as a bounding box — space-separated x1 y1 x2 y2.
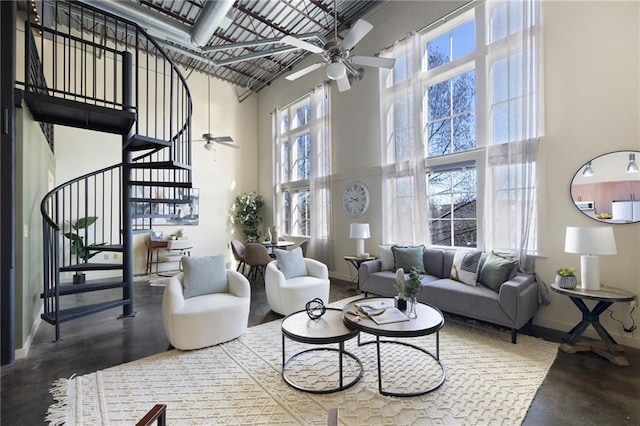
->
244 243 273 283
298 240 309 257
230 239 246 274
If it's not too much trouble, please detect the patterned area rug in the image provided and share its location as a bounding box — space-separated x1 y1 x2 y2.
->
47 299 557 425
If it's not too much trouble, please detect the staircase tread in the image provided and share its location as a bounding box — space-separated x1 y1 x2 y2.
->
87 244 123 251
131 161 192 170
125 134 171 151
41 300 130 324
60 263 123 272
130 181 192 188
41 281 127 297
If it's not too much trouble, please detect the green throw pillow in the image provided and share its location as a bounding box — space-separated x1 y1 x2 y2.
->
479 251 519 292
275 247 307 279
182 255 227 299
391 245 425 273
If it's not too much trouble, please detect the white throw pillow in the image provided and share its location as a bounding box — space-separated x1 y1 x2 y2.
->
182 255 227 299
450 250 482 286
379 245 394 271
275 247 307 279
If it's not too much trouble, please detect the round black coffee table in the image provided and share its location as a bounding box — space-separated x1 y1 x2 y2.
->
342 297 446 397
281 308 363 393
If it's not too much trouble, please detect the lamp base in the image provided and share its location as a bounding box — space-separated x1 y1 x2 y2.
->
356 239 365 257
580 254 600 291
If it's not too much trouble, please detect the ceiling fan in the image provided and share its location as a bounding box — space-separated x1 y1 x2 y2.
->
193 70 240 151
281 3 395 92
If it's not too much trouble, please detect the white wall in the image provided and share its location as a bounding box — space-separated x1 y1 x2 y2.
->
257 1 640 348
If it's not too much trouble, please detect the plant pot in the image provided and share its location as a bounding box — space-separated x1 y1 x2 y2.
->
73 274 86 285
556 274 577 289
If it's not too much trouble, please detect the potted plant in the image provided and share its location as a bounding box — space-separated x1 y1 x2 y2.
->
556 266 577 289
393 267 422 318
64 216 101 284
232 192 264 242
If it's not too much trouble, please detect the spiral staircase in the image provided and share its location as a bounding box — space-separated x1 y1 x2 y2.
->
23 1 193 340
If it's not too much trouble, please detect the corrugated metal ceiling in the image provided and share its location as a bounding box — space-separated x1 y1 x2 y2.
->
140 0 384 96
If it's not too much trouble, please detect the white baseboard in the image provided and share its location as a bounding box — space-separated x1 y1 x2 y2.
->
329 271 355 283
15 305 43 360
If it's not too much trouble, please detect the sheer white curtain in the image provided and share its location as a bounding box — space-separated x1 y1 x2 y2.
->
309 83 333 268
484 0 547 302
379 33 429 246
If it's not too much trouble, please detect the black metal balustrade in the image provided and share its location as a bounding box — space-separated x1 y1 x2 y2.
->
21 0 193 339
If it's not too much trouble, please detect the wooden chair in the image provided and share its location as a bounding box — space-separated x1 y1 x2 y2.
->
230 239 246 273
244 243 272 282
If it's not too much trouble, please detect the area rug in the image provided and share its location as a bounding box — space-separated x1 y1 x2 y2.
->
47 299 557 425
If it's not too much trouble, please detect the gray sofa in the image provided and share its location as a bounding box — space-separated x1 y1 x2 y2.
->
358 248 540 343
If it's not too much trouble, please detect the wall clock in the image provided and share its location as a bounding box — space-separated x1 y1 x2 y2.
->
343 181 370 217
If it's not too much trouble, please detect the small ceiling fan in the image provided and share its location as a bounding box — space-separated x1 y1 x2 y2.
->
281 2 395 92
193 70 239 151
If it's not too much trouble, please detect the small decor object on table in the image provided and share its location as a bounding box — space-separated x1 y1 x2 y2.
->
393 267 422 318
556 266 578 289
305 298 326 320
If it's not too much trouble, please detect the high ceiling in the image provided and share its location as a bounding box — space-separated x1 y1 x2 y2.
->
88 0 386 98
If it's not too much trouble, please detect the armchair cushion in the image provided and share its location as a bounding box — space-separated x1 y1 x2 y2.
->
182 255 227 299
274 247 307 279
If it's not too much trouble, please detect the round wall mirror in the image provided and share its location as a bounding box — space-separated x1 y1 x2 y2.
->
570 150 640 223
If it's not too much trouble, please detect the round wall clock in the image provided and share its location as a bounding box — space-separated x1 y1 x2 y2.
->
343 181 370 217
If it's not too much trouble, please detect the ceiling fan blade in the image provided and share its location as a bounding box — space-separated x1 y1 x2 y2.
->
216 140 240 149
281 35 324 54
212 136 234 143
336 75 351 92
285 62 325 81
351 55 396 69
341 19 374 51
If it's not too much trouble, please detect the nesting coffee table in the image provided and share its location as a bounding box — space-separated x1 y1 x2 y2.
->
281 308 363 393
342 297 446 397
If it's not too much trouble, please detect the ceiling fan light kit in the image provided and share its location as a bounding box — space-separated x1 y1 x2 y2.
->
326 62 347 80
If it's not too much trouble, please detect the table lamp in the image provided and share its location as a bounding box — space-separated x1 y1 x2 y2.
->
350 223 370 258
564 226 617 291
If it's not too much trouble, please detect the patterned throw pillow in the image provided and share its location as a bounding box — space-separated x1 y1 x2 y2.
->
450 250 482 286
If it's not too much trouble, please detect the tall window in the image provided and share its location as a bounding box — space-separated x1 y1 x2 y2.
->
276 98 312 237
381 0 542 254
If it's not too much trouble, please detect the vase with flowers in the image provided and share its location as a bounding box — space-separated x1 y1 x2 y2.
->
393 267 422 318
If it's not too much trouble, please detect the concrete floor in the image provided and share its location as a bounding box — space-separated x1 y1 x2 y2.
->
2 276 639 425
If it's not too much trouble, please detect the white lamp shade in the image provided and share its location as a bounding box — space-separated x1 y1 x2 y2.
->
564 226 617 255
350 223 371 239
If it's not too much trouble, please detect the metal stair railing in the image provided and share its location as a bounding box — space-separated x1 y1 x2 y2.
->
26 1 193 338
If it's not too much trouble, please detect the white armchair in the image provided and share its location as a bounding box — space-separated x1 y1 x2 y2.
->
162 269 250 350
265 258 330 316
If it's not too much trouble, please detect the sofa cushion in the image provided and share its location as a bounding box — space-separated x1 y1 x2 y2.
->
392 245 425 273
275 247 307 279
450 250 482 286
182 255 227 299
379 245 394 271
479 251 519 292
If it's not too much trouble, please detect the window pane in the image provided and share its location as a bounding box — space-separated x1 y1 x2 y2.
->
427 119 451 156
427 33 450 69
291 103 311 129
428 81 450 121
282 191 290 234
427 168 477 248
280 112 289 134
293 133 310 180
491 57 508 103
281 139 290 182
392 51 412 86
452 20 475 59
452 71 475 114
490 2 508 42
453 113 475 152
292 190 310 236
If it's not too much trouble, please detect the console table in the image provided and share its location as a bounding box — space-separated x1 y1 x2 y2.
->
551 283 636 366
146 240 168 274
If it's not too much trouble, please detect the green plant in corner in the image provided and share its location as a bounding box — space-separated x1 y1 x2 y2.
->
64 216 102 280
232 192 265 242
556 266 576 277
